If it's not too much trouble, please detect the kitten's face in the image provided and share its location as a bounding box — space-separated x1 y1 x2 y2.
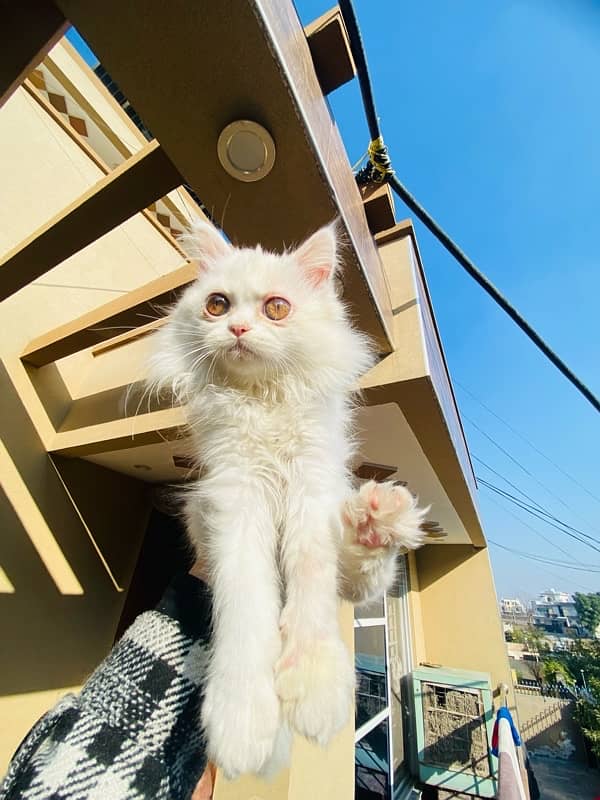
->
165 222 348 386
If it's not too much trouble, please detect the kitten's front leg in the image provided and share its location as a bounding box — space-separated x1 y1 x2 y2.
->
338 480 428 604
188 477 282 779
276 477 354 746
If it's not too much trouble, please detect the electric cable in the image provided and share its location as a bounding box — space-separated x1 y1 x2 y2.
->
457 381 600 506
479 479 600 552
482 483 584 565
473 454 546 513
465 415 600 533
338 0 600 414
487 539 600 573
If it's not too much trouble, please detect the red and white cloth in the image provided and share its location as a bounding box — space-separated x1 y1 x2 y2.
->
492 707 528 800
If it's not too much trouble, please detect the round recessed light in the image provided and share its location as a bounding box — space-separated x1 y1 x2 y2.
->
217 120 276 182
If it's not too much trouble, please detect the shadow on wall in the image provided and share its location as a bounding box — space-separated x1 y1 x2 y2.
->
0 359 151 696
413 710 498 798
415 543 481 593
516 690 587 762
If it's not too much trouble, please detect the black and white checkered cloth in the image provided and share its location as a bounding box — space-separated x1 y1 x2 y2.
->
1 575 211 800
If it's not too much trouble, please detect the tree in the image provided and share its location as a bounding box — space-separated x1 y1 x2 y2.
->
563 639 600 685
574 593 600 636
529 658 544 683
542 658 574 685
575 676 600 759
522 624 546 654
511 627 525 644
558 640 600 760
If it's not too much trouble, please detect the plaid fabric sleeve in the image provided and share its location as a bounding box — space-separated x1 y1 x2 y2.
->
1 574 212 800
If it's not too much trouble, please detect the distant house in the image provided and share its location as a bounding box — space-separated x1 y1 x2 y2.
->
500 597 527 615
533 589 579 634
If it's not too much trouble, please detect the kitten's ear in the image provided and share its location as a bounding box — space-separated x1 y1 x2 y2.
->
179 219 231 270
294 224 338 287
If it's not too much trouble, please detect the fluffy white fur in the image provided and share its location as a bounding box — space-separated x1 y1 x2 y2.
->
147 221 427 778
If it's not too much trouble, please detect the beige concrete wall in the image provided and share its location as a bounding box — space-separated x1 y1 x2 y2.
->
515 691 585 760
407 549 427 667
415 544 515 711
0 73 183 770
0 410 151 769
0 686 81 766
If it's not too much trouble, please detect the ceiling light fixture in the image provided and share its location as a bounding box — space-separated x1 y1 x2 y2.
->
217 120 276 182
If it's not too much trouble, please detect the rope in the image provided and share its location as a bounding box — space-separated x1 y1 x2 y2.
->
356 136 394 185
338 0 600 414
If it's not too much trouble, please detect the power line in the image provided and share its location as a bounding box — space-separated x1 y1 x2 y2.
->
482 484 584 565
474 450 597 567
457 381 600 506
513 559 597 594
472 459 598 586
479 479 600 553
488 534 597 592
466 415 540 481
487 540 600 573
479 478 600 545
338 0 600 414
465 415 600 534
388 171 600 414
473 454 546 513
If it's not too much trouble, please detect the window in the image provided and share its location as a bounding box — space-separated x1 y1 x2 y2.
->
354 556 413 800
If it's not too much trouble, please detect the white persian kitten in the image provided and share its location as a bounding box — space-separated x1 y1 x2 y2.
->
148 221 426 778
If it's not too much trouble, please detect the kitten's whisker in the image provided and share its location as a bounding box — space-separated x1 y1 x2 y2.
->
136 313 162 322
89 325 139 332
220 193 232 231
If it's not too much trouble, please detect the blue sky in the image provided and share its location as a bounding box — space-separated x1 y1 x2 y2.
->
294 0 600 600
68 1 599 602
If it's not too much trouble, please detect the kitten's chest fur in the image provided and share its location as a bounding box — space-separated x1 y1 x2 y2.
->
189 383 345 468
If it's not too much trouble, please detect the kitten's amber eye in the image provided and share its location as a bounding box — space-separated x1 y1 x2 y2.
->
264 297 291 321
206 293 230 316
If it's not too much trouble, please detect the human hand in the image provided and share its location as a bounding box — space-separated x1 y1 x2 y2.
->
192 761 216 799
188 559 210 584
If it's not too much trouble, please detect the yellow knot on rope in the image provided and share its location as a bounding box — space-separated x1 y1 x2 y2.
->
368 136 393 177
356 136 394 185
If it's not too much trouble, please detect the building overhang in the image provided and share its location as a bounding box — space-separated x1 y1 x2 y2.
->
5 0 394 351
360 222 485 547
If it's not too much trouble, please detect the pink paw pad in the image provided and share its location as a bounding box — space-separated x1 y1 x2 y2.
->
356 519 383 548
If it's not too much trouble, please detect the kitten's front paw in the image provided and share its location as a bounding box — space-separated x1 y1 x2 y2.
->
275 637 354 746
202 674 280 779
344 480 428 551
257 723 293 779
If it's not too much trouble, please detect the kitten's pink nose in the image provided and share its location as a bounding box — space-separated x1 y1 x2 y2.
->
229 323 250 338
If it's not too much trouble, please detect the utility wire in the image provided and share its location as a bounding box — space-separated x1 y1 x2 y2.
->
511 560 597 594
466 414 538 479
486 521 597 591
472 453 546 512
490 545 597 592
387 171 600 413
457 381 600 506
338 0 600 414
465 414 600 533
479 478 600 545
488 539 600 573
481 479 584 565
479 479 600 552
